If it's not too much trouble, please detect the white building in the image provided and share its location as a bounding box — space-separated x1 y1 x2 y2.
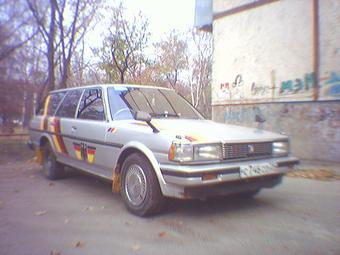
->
196 0 340 162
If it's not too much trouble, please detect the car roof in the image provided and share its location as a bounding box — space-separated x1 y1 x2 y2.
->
50 84 173 94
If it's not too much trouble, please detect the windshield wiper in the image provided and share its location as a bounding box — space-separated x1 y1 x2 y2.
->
151 112 181 118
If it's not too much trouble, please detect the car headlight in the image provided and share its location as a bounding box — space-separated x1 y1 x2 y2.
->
194 144 222 161
272 141 289 156
168 142 193 162
169 142 222 162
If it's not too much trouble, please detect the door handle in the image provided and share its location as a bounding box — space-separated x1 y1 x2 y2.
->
71 126 77 132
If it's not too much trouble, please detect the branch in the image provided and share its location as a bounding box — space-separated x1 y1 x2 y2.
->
0 30 38 62
26 0 48 43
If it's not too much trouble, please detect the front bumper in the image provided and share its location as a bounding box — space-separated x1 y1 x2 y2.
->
160 156 299 187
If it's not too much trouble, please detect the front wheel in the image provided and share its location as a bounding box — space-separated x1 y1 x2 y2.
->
120 153 164 216
42 143 65 180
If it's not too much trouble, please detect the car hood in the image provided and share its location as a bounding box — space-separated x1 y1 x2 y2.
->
151 119 287 143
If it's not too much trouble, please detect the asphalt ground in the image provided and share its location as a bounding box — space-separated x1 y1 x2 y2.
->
0 144 339 255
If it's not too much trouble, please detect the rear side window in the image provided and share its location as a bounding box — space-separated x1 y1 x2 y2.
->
38 92 66 116
78 88 105 121
56 89 83 118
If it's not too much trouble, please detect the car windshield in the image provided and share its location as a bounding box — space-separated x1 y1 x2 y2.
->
107 86 203 120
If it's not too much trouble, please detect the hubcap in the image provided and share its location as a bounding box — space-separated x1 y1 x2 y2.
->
124 164 147 206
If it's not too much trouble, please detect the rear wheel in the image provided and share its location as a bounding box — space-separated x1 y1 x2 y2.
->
120 153 164 216
42 143 65 180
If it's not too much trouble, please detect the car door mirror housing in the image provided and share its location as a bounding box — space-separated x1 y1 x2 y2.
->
134 111 159 133
134 111 152 122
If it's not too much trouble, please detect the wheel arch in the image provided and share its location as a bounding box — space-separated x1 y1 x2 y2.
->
112 142 165 193
39 134 55 151
33 134 56 165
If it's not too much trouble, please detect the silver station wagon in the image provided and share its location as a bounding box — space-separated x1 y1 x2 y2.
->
29 84 299 216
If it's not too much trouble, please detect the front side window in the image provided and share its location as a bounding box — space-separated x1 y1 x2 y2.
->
78 88 105 121
56 89 83 118
38 92 66 116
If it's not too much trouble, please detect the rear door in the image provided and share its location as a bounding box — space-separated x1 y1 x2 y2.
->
54 88 84 160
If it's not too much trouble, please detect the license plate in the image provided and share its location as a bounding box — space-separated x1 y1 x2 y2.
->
240 163 276 178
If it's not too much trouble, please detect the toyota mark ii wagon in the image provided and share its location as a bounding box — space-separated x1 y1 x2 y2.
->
29 84 299 216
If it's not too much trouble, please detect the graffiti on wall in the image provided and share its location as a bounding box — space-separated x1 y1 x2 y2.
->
219 74 274 100
216 71 340 103
219 74 245 99
320 71 340 97
279 72 315 95
224 106 263 122
251 82 273 96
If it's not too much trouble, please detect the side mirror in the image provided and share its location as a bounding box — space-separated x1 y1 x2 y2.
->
134 111 159 133
134 111 151 122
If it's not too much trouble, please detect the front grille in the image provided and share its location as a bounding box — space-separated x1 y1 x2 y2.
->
223 142 272 160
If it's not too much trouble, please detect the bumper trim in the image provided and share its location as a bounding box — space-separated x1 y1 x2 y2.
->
161 167 239 178
160 156 299 187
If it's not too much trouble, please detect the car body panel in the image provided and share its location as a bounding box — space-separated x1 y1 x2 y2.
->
29 84 299 199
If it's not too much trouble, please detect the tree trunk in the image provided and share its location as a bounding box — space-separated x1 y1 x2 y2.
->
47 0 56 91
120 70 125 84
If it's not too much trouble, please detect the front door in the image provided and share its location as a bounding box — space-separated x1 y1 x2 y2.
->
67 88 110 178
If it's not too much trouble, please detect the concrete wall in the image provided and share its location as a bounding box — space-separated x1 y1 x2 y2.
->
211 0 340 162
213 101 340 162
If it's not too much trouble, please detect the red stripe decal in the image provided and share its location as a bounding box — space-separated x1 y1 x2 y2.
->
55 118 68 154
185 136 197 142
87 148 96 155
43 117 48 130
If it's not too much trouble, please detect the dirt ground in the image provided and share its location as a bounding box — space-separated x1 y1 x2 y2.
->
0 141 339 255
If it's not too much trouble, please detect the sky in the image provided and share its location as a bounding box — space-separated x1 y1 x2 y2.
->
87 0 196 48
86 0 197 62
124 0 196 41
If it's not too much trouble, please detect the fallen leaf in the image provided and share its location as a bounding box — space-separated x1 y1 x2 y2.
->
131 244 140 252
50 249 61 255
158 231 167 237
286 169 338 181
84 206 94 212
34 210 47 216
72 240 85 248
125 221 132 226
49 182 55 187
14 189 20 193
0 201 4 209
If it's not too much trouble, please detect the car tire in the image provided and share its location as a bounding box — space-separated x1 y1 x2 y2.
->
120 153 164 216
42 143 65 180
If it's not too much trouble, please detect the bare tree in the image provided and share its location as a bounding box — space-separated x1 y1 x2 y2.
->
154 31 188 89
96 3 150 84
187 29 212 117
26 0 102 96
0 0 37 63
